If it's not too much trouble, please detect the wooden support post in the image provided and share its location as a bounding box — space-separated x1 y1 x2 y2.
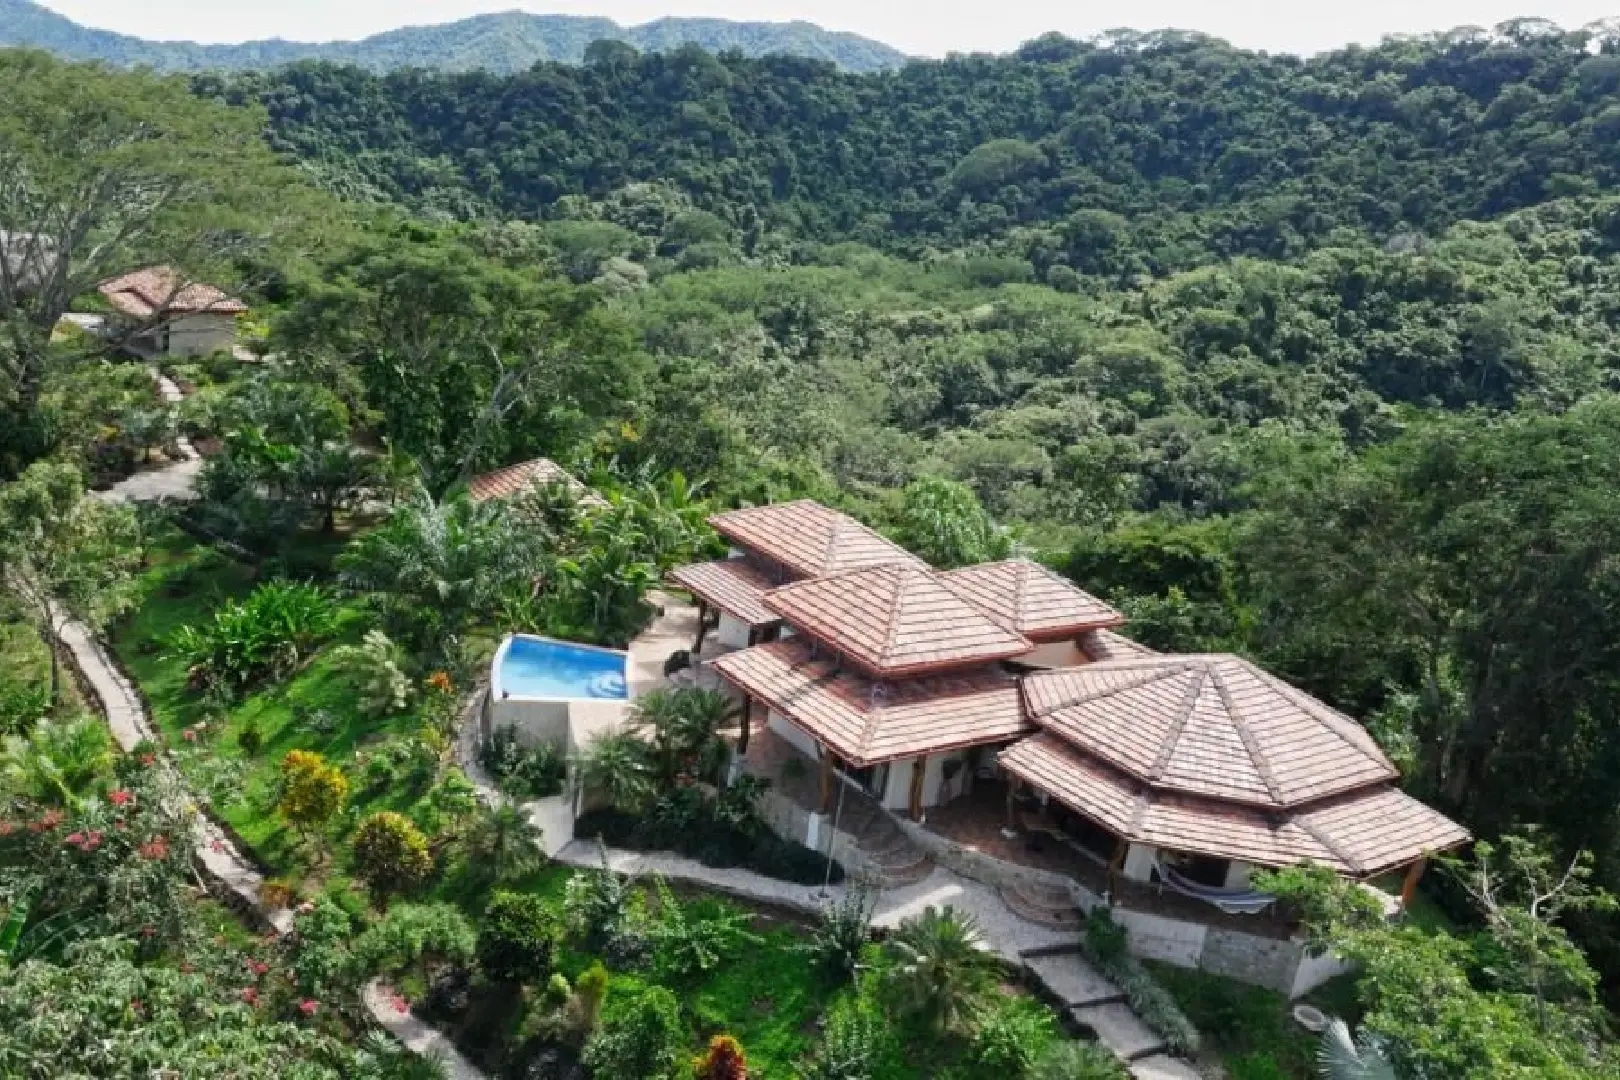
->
1106 836 1127 903
692 601 710 654
1400 857 1428 910
737 697 754 757
819 746 835 814
908 757 927 821
1005 776 1021 829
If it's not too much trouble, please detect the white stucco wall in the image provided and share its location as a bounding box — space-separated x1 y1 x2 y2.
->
488 695 571 750
882 758 916 811
768 709 821 760
167 312 236 357
1224 861 1255 889
1122 843 1158 882
716 612 752 649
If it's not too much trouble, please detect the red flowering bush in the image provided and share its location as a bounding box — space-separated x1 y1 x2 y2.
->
694 1035 748 1080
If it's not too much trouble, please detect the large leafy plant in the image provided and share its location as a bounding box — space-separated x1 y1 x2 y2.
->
166 579 335 694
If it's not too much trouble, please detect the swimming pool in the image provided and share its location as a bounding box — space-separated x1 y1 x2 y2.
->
492 635 629 701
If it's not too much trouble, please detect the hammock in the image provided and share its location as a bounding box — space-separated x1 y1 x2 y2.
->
1155 860 1278 915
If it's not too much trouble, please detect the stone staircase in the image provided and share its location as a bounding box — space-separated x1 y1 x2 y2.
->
835 789 934 887
999 876 1087 931
1022 943 1202 1080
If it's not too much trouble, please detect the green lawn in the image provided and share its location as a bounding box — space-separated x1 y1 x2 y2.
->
1146 962 1361 1080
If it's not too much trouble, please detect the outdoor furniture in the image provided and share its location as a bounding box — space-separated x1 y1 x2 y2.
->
1154 859 1278 915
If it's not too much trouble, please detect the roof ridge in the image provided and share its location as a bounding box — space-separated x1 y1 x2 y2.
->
1028 660 1188 718
879 564 916 663
1011 559 1034 632
1147 665 1206 781
1212 660 1288 805
1289 809 1366 874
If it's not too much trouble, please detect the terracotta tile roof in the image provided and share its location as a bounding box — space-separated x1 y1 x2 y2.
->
1293 787 1471 876
1022 655 1396 810
669 559 782 628
466 458 607 507
999 734 1468 875
762 564 1034 677
712 638 1029 766
99 266 247 319
941 560 1124 640
1078 629 1157 663
708 500 924 579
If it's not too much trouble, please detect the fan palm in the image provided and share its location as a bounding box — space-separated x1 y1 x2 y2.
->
573 730 656 813
462 802 545 883
882 905 999 1035
630 686 734 786
1318 1019 1399 1080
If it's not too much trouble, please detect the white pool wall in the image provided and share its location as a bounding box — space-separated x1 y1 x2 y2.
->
488 634 633 754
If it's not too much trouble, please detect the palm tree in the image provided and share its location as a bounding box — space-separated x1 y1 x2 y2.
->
0 716 112 806
1318 1019 1399 1080
462 803 545 884
573 730 656 814
882 905 999 1035
337 486 547 664
630 686 734 786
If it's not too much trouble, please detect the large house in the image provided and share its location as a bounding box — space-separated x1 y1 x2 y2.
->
99 266 246 357
672 499 1468 916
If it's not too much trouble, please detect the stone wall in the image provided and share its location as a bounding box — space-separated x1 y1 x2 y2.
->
894 815 1104 912
757 788 880 883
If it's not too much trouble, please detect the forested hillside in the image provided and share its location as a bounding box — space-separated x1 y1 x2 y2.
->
226 22 1620 265
0 0 907 74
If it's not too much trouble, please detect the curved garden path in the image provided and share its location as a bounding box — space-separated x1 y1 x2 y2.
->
55 364 487 1078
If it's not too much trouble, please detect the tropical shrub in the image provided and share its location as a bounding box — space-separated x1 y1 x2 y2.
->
693 1034 749 1080
1029 1040 1129 1080
478 890 559 985
166 580 334 693
329 630 414 719
647 877 761 980
629 686 733 787
351 811 434 900
800 996 881 1080
276 750 348 840
1077 910 1199 1056
0 674 48 736
971 997 1059 1074
479 726 566 798
0 715 113 805
805 876 876 982
574 783 840 885
572 729 656 813
882 906 999 1035
562 859 632 953
582 981 685 1080
351 902 477 986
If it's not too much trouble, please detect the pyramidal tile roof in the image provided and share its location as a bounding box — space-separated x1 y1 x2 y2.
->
1022 655 1397 809
942 559 1124 640
99 266 247 318
762 563 1034 677
708 500 924 579
467 457 607 507
669 558 781 628
713 639 1028 766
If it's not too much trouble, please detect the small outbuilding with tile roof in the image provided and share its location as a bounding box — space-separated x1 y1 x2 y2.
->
98 266 246 358
466 457 607 509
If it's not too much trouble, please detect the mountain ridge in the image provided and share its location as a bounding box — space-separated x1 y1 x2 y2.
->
0 1 910 74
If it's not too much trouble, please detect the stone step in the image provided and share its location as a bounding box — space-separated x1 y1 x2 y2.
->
875 852 934 887
1025 952 1125 1010
1070 1003 1167 1062
1129 1054 1204 1080
1000 881 1085 931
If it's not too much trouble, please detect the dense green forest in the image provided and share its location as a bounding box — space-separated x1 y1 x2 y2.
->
0 0 908 75
7 23 1620 1078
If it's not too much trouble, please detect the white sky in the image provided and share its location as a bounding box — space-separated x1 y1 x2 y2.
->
35 1 1620 58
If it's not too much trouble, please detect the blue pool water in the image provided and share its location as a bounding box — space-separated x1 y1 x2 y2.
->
495 636 629 700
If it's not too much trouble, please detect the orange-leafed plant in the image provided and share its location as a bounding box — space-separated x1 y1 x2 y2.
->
694 1035 748 1080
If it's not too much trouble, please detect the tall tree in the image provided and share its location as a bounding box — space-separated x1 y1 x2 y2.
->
0 50 325 465
0 461 140 703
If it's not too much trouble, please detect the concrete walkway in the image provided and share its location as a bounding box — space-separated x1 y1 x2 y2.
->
363 979 486 1080
95 369 202 505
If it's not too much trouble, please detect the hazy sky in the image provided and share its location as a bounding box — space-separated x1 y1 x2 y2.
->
37 1 1620 57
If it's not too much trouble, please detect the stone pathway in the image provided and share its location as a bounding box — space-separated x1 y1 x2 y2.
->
363 979 486 1080
95 369 202 505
